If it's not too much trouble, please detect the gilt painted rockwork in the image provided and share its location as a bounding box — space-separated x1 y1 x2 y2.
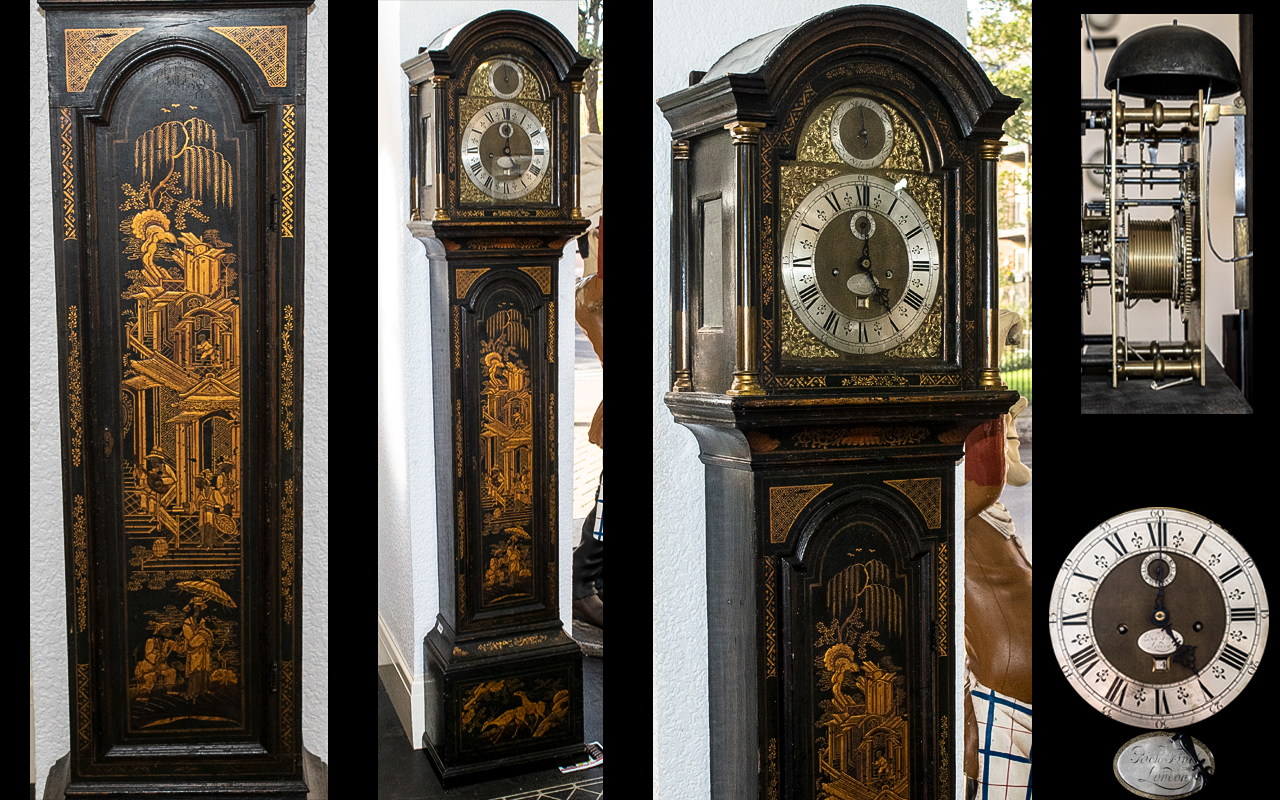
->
815 549 909 800
118 108 244 733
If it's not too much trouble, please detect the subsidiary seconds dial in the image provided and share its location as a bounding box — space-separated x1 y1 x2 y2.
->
1050 508 1269 728
781 173 939 354
461 100 549 200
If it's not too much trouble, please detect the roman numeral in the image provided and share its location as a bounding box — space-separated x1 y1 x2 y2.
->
1219 564 1244 582
1061 611 1088 625
855 184 869 206
1231 607 1257 621
1148 520 1167 547
886 197 899 216
1070 644 1099 675
792 256 812 269
1154 688 1171 715
823 310 841 334
797 283 821 309
912 260 931 271
1104 532 1127 557
824 192 841 213
1219 644 1249 671
904 225 923 239
902 289 924 311
1105 677 1128 706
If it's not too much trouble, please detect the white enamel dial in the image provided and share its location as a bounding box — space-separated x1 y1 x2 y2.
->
781 173 940 354
461 101 549 201
1050 508 1269 728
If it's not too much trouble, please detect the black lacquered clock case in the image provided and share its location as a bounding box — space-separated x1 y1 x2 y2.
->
40 1 309 795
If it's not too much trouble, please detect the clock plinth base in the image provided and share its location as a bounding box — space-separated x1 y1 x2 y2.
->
422 622 585 784
44 751 319 799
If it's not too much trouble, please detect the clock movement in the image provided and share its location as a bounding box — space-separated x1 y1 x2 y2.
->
40 0 310 795
660 6 1020 798
1080 21 1251 388
402 10 590 782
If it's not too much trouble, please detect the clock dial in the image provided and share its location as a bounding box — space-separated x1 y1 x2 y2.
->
487 59 524 99
461 100 550 201
781 173 940 355
1050 508 1269 728
830 97 895 169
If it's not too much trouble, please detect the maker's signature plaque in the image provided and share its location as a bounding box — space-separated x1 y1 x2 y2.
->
1113 732 1214 798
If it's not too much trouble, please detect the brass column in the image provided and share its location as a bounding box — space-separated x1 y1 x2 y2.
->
977 138 1007 389
725 120 766 396
670 139 693 391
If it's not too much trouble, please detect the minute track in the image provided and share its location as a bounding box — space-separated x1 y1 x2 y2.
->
1050 508 1269 728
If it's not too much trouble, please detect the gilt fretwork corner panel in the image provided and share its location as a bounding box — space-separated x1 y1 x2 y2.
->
41 1 310 796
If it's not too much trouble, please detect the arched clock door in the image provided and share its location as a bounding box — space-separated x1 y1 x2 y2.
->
784 487 948 800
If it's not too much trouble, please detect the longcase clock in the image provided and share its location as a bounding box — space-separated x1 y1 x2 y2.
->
402 10 590 782
659 7 1020 799
40 0 309 796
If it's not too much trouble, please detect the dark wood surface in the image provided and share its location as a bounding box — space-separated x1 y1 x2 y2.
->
42 1 309 794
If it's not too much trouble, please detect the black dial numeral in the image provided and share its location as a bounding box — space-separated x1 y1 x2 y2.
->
1105 677 1128 706
1154 688 1171 715
1219 644 1249 671
797 282 821 310
1104 532 1128 557
1070 644 1099 675
1147 520 1167 547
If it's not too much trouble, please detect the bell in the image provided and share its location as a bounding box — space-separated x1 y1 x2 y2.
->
1105 21 1241 100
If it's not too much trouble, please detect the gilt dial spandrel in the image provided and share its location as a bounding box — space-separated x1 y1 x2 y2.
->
113 73 250 734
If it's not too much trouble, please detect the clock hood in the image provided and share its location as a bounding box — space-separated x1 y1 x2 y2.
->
404 9 590 86
658 5 1020 141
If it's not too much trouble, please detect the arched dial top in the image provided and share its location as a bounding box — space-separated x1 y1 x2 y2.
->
1050 508 1269 728
781 173 940 355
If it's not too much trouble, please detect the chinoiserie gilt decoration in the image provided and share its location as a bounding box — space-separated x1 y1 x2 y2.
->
402 10 591 783
120 111 246 733
41 1 311 796
660 7 1020 799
